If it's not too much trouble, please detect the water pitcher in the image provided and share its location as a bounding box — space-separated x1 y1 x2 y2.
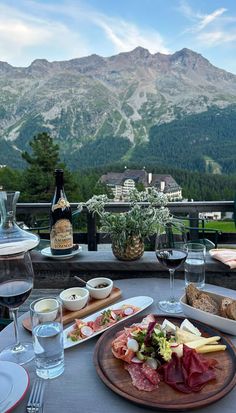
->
0 191 39 249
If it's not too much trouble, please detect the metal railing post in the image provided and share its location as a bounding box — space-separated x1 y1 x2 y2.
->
189 211 200 240
87 211 97 251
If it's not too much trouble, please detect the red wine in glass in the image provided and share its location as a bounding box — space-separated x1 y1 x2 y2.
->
155 249 187 270
0 250 35 365
0 280 32 308
155 221 188 313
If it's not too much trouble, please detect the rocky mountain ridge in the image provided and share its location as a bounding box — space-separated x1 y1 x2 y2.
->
1 47 236 169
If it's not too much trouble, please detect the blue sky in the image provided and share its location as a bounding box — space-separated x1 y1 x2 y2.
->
1 0 236 73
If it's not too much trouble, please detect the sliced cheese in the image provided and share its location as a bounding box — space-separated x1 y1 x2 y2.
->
161 319 177 333
180 319 201 336
185 336 221 349
175 327 203 344
196 345 226 354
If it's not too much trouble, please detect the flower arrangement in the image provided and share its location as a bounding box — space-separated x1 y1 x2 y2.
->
80 188 171 258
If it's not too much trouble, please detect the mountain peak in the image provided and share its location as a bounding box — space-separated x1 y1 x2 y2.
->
129 46 151 57
171 48 209 64
0 61 14 73
29 59 50 67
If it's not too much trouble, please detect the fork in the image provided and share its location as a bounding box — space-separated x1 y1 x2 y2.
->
26 379 46 413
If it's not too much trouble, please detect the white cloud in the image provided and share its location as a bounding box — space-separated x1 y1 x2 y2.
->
0 1 169 66
90 14 169 55
197 8 227 31
197 31 236 47
0 3 90 66
34 1 169 55
179 1 227 33
178 0 236 52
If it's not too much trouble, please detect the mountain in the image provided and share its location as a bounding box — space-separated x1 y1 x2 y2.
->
1 47 236 172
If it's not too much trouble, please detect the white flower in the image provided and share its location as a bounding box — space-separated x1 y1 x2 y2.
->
77 188 172 252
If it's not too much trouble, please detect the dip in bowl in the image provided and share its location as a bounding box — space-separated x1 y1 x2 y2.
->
60 287 89 311
86 277 113 300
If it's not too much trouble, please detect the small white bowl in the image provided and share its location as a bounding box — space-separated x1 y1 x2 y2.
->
86 277 113 300
180 291 236 335
59 287 89 311
34 298 59 322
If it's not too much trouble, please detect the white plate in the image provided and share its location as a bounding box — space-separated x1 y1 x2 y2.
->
0 361 29 412
64 296 154 349
180 291 236 335
41 245 82 259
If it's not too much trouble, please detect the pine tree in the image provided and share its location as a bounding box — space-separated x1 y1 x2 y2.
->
20 132 78 201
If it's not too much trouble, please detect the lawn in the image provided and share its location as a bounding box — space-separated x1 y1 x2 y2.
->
203 221 235 233
183 220 236 233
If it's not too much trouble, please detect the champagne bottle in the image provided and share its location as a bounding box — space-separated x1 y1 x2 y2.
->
50 169 73 255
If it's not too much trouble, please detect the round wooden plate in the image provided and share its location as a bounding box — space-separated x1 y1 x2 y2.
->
94 315 236 411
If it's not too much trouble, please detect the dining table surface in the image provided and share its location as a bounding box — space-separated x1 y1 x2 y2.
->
0 277 236 413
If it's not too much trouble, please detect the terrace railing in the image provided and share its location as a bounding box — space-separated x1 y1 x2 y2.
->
16 200 235 250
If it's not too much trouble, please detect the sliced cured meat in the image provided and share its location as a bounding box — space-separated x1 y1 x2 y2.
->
158 353 192 394
159 345 217 393
141 363 160 385
112 331 135 363
68 305 140 343
124 363 159 391
182 345 217 391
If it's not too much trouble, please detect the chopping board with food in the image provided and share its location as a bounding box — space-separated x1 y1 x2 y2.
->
23 286 122 332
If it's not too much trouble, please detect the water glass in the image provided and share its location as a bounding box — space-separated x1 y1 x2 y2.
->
185 243 206 289
30 297 64 379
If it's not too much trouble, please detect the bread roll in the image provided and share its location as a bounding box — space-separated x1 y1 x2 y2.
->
220 297 234 318
226 301 236 320
186 284 200 306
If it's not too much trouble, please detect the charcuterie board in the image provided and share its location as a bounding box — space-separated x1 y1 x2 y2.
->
22 286 122 332
94 315 236 411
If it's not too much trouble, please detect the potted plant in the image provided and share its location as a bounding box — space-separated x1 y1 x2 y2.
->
81 188 171 261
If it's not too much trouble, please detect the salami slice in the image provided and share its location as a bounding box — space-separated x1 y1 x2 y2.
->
141 363 160 386
124 363 160 391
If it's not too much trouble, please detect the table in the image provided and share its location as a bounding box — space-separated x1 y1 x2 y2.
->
1 278 236 413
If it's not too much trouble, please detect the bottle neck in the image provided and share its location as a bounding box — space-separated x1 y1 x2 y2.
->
55 174 64 190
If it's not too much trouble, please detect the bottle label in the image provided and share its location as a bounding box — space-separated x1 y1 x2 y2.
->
50 219 73 250
52 197 70 212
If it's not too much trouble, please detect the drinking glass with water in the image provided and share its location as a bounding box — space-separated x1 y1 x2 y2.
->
30 297 64 379
185 243 206 289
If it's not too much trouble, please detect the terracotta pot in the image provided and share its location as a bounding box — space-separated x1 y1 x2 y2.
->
112 236 144 261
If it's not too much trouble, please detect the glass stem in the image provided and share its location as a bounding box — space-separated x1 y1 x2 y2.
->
169 269 176 303
11 308 22 352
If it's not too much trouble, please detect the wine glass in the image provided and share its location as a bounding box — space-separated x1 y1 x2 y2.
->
155 221 188 314
0 249 35 365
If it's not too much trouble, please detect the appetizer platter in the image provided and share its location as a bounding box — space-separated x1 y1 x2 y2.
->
22 286 122 332
63 296 153 349
94 314 236 411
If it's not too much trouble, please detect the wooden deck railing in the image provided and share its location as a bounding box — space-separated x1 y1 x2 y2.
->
16 200 235 250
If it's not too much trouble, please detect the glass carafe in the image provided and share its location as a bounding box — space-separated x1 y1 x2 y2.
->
0 191 39 250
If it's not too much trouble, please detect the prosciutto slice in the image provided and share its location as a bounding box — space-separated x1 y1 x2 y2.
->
112 331 135 363
159 345 217 393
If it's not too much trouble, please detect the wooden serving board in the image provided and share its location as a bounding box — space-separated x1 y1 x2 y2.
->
23 286 122 332
94 315 236 411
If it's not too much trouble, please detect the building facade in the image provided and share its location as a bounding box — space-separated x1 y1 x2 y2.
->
100 169 182 201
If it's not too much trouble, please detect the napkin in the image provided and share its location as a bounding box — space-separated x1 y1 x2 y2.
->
209 248 236 269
